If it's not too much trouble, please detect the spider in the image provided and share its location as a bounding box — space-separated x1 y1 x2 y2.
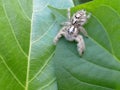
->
53 9 91 56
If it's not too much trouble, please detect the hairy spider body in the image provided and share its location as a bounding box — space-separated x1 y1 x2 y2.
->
54 9 91 56
64 25 79 41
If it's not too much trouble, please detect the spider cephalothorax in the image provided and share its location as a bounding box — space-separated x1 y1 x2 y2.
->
54 9 91 56
71 9 89 25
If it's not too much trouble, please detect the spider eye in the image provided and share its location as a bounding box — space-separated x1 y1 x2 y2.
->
75 15 78 18
75 14 81 19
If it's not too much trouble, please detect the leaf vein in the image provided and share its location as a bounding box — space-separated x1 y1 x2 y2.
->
32 21 56 44
89 15 120 63
29 51 55 82
64 68 114 90
0 55 25 88
2 3 28 58
39 78 56 90
92 15 114 54
17 0 31 20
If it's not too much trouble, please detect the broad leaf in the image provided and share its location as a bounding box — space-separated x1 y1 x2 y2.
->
0 0 74 90
0 0 32 89
51 0 120 90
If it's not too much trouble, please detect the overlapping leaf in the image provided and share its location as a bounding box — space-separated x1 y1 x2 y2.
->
51 0 120 90
1 0 120 90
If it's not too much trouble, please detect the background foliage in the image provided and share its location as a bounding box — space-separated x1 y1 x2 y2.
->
0 0 120 90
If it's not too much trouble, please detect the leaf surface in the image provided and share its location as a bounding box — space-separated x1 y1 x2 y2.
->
0 0 32 89
29 0 73 90
0 0 73 90
51 0 120 90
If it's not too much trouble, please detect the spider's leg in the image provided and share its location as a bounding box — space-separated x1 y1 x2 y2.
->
78 26 88 37
53 27 66 45
87 12 91 19
61 21 71 26
67 8 71 19
75 35 85 56
60 8 71 26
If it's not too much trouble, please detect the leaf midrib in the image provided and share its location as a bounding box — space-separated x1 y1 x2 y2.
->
25 11 33 90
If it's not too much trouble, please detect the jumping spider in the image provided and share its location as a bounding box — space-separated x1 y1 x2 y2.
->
54 9 91 56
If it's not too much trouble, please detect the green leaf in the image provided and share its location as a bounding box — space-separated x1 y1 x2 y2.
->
51 0 120 90
0 0 73 90
73 0 92 6
0 0 32 89
29 0 73 90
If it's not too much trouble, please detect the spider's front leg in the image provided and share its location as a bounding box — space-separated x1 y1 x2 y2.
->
67 8 71 20
78 26 88 37
53 27 66 45
75 35 85 56
87 12 91 19
61 21 71 26
61 8 71 26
